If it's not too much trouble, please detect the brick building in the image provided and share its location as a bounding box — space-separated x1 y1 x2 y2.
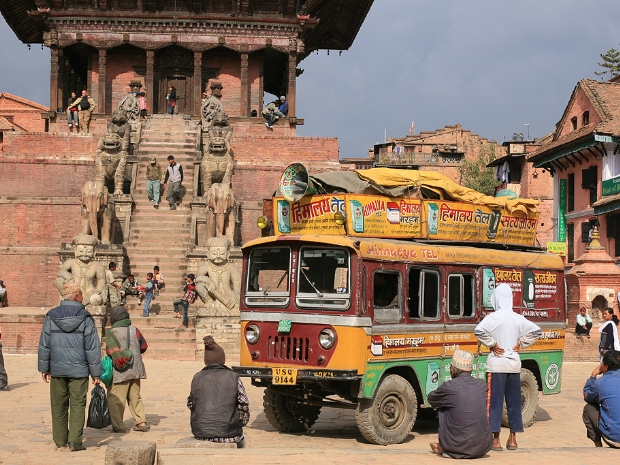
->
529 78 620 352
371 124 502 184
487 133 554 247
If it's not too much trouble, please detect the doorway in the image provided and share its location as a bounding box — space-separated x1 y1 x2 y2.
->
167 77 187 114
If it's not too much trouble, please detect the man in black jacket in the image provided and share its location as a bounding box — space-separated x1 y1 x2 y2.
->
187 336 249 447
38 283 101 451
428 350 493 459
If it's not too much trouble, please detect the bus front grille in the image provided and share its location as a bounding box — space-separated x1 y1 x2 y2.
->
267 336 310 362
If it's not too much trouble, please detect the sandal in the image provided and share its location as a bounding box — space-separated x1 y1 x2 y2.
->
506 442 518 451
491 446 503 452
133 423 150 432
430 442 443 455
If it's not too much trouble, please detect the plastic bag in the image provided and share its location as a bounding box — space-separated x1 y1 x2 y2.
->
100 355 113 388
87 384 111 429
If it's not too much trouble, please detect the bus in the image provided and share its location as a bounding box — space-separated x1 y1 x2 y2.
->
233 167 565 445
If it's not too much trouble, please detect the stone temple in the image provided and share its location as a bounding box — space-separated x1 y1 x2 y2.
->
0 0 374 359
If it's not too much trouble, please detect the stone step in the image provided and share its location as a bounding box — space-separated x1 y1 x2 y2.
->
106 315 196 329
141 347 196 360
127 326 197 338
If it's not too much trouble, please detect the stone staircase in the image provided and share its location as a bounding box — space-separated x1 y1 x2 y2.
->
109 115 201 360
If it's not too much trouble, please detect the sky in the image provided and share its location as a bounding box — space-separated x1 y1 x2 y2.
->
2 0 620 159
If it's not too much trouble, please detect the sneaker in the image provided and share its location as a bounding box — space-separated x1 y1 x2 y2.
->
138 299 142 305
265 122 270 128
68 123 73 126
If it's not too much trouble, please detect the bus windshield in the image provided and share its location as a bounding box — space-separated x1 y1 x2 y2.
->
297 247 350 310
245 247 291 307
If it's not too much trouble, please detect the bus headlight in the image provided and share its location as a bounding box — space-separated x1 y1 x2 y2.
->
245 325 260 344
318 328 336 349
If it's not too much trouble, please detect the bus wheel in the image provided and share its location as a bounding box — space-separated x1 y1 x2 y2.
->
355 374 417 445
501 368 539 428
263 386 322 433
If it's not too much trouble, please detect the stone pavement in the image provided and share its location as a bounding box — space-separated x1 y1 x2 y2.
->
0 356 616 465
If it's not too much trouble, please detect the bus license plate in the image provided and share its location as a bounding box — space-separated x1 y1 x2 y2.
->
273 367 298 385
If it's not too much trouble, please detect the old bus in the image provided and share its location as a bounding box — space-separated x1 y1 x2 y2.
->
233 168 565 445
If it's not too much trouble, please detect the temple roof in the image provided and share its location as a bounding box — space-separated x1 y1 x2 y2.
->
0 1 375 54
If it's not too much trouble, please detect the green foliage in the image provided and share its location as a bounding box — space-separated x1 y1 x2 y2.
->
595 48 620 79
461 143 500 196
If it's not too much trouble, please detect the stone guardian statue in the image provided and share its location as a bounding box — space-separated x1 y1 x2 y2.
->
55 234 108 307
195 237 241 313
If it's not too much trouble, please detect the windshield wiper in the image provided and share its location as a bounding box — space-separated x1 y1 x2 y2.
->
263 270 288 295
300 267 323 297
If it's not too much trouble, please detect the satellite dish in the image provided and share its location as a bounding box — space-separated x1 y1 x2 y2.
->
280 163 316 202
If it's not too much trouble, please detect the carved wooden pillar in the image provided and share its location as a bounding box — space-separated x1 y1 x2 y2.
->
98 49 107 114
240 52 249 117
258 55 264 114
194 51 202 116
57 49 65 110
146 50 155 114
287 52 297 118
50 47 59 111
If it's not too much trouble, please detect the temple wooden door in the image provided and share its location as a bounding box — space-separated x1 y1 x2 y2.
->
167 77 187 114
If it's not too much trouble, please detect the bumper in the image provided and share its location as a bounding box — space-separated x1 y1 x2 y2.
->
232 366 358 382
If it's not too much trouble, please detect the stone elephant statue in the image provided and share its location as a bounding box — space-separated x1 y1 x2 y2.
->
81 180 115 245
206 183 236 242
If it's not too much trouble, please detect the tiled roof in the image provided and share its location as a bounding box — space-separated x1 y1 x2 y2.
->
528 79 620 161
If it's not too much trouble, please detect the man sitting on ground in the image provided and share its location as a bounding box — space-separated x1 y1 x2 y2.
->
187 336 249 448
428 349 493 459
583 350 620 448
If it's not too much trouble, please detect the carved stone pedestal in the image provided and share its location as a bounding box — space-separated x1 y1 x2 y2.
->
195 306 241 361
87 305 109 338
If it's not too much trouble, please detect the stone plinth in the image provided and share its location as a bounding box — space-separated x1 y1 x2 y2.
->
104 440 156 465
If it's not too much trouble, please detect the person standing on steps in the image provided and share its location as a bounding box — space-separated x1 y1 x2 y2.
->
474 283 541 452
166 84 177 115
163 155 183 211
66 91 79 128
67 89 96 133
146 156 162 207
174 274 196 329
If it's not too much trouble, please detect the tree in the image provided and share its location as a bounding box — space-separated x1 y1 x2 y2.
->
595 48 620 80
460 142 500 196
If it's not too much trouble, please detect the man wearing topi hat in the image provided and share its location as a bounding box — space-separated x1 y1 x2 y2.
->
427 349 493 459
146 156 162 207
187 336 250 447
38 283 101 452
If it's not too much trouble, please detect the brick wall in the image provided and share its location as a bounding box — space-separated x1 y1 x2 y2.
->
0 250 61 307
1 132 98 161
0 309 47 354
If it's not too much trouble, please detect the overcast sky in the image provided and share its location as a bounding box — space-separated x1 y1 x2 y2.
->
2 1 620 159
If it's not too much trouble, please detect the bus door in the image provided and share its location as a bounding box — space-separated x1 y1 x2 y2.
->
406 266 444 400
443 266 481 380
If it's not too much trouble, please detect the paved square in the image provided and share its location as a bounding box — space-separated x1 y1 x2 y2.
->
0 356 615 464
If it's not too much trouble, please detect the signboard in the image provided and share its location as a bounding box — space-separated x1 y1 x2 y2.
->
275 195 346 235
546 241 567 257
274 195 539 247
482 267 559 317
422 201 537 246
346 194 422 238
602 175 620 197
558 179 567 242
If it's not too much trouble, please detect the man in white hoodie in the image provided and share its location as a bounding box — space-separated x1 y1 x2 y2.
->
474 283 541 452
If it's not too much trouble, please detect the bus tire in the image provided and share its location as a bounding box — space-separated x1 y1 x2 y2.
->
355 374 417 445
501 368 539 428
263 386 321 433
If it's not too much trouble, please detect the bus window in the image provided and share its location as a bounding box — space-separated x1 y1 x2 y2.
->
408 268 440 319
448 274 475 318
296 247 350 310
245 247 291 307
373 271 401 322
